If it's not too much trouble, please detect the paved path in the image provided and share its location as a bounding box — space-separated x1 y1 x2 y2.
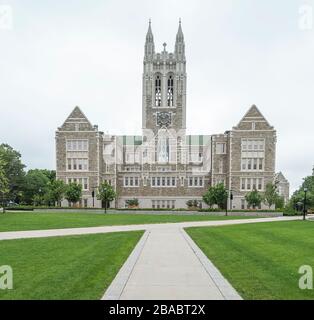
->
100 216 300 300
0 216 301 300
0 216 300 241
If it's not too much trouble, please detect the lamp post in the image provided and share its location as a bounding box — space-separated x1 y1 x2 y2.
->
92 190 95 208
303 187 308 221
230 190 233 211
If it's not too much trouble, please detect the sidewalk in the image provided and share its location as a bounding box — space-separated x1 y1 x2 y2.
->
0 216 300 241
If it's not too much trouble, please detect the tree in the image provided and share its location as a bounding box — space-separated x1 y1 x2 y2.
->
289 170 314 213
202 183 228 209
65 183 82 207
0 144 26 203
21 169 50 205
97 182 116 213
245 189 263 209
275 195 285 209
202 187 216 208
214 183 228 209
264 182 279 209
47 179 66 206
0 158 9 212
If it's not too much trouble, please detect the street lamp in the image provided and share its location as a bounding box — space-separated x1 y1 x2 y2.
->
303 187 308 221
230 190 233 211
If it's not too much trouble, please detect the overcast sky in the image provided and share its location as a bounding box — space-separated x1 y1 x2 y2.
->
0 0 313 193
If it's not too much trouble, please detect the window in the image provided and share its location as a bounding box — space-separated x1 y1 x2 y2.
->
241 158 264 171
151 176 176 188
247 159 252 170
167 75 174 107
188 176 204 187
216 142 226 154
67 158 72 170
241 139 264 151
67 158 88 171
124 176 139 187
241 178 245 190
240 178 263 191
66 140 88 151
253 158 257 170
67 177 88 191
155 75 162 107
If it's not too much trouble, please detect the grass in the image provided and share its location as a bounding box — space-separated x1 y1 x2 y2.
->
186 221 314 300
0 211 259 232
0 231 143 299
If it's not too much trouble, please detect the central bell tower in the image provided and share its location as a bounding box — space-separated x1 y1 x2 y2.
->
142 20 187 135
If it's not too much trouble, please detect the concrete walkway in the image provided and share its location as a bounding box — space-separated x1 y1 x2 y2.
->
0 216 301 300
0 216 299 241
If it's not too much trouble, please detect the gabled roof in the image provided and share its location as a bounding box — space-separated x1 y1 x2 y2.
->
59 106 94 131
233 105 274 131
274 172 289 184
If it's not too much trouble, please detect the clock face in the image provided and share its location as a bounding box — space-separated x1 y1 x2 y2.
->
157 112 171 128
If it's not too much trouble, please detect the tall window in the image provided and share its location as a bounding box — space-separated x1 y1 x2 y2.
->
155 75 162 107
167 75 174 107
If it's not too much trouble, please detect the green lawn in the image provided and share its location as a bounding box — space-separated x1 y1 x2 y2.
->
186 221 314 300
0 231 143 299
0 212 258 232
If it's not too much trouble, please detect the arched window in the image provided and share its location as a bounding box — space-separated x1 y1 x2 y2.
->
167 75 174 107
155 75 162 107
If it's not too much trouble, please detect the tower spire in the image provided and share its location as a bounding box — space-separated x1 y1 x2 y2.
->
145 19 155 58
175 18 185 60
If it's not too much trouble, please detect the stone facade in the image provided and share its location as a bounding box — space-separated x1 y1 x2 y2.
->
274 172 290 205
55 21 286 209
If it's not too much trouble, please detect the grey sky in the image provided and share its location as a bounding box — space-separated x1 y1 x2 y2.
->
0 0 313 193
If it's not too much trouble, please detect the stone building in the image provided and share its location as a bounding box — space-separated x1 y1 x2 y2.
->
55 21 285 210
274 172 290 205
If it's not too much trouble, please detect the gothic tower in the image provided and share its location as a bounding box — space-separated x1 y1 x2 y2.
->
142 20 187 136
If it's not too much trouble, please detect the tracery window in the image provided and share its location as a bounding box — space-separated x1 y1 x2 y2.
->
167 75 174 107
155 75 162 107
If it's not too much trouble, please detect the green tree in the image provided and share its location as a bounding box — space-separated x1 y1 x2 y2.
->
0 158 9 212
202 187 216 208
97 182 116 213
21 169 50 205
214 183 228 209
47 179 66 206
275 195 285 209
264 182 279 209
0 144 26 203
245 189 263 209
65 183 82 207
202 183 228 209
40 170 56 183
289 170 314 213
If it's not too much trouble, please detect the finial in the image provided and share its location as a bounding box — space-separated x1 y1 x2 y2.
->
149 18 151 25
163 42 167 51
179 18 181 24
